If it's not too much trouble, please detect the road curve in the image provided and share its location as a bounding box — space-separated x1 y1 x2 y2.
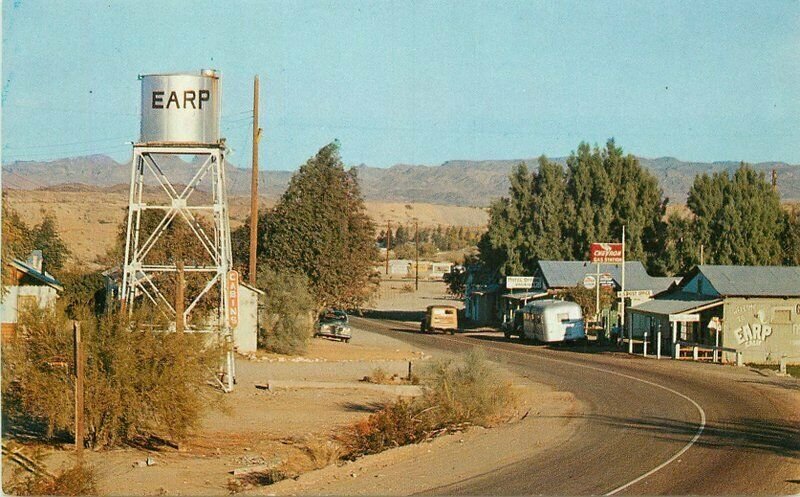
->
351 316 800 495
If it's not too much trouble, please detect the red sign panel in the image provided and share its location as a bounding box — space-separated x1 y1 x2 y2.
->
226 270 240 328
590 243 623 263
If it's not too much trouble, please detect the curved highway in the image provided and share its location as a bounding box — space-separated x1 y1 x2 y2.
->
351 316 800 495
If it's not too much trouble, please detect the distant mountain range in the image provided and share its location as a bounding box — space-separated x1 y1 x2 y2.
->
3 154 798 206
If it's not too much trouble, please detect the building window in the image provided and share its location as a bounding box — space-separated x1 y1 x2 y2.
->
18 295 39 311
773 309 792 324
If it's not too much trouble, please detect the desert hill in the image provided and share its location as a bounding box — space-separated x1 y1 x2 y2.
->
5 154 799 206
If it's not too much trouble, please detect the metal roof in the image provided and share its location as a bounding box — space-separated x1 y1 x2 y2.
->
629 292 722 315
10 259 63 291
500 291 549 301
693 265 800 297
537 260 677 293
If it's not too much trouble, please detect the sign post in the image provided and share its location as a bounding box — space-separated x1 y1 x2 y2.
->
589 242 624 332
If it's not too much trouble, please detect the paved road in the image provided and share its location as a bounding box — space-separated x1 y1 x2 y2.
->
351 316 800 495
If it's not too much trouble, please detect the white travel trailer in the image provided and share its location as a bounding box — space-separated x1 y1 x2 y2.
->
520 300 586 342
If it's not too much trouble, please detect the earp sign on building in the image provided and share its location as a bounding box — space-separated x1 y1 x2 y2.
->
590 243 624 263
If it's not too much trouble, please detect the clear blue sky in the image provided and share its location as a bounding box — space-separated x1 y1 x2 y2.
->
2 1 798 170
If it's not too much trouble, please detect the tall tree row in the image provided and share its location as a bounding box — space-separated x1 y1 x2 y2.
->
479 140 666 275
660 164 792 274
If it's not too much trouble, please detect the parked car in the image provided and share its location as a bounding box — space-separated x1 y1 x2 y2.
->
315 309 351 342
420 305 459 334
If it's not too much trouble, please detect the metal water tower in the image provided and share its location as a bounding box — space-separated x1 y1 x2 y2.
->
120 69 235 391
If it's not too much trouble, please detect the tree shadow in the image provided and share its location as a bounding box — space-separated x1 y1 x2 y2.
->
556 413 799 459
360 309 424 322
340 401 386 413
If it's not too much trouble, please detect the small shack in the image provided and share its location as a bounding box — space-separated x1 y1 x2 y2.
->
1 251 63 342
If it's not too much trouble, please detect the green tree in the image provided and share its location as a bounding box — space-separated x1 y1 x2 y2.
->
2 200 33 292
394 225 409 246
657 212 701 275
31 213 71 275
477 163 535 275
259 142 379 308
530 156 572 261
686 164 784 265
783 207 800 265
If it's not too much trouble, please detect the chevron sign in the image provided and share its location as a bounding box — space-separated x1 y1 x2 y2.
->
590 243 623 263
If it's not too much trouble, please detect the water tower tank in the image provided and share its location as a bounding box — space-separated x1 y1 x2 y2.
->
139 69 221 144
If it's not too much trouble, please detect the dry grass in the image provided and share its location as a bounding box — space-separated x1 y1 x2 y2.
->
4 459 98 496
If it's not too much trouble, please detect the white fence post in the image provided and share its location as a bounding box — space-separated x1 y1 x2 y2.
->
657 330 661 359
643 331 648 357
736 351 743 367
674 342 680 360
779 356 787 375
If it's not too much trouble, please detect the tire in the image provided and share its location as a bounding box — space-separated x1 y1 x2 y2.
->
449 329 455 335
345 338 350 343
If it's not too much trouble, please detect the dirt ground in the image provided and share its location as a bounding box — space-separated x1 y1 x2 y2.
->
3 189 486 267
2 280 576 496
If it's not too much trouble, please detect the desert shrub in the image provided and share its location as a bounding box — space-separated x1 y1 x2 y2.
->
2 305 222 448
5 461 98 496
58 269 107 318
399 284 414 293
341 350 515 459
257 267 316 355
419 349 514 426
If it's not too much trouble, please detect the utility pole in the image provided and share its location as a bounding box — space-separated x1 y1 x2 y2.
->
249 75 262 287
176 261 185 333
73 321 84 457
415 221 419 291
385 221 391 275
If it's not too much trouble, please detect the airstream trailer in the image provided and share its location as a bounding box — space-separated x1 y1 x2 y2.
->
520 300 586 343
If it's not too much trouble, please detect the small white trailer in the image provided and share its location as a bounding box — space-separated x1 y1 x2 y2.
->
521 300 586 343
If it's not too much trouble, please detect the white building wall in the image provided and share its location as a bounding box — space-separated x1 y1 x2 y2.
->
233 284 260 353
0 285 59 324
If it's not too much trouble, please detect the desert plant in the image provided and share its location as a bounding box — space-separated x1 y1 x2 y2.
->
2 305 222 448
340 350 515 459
257 267 316 355
4 455 97 496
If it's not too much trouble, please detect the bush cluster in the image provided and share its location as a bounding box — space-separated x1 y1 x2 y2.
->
2 305 222 448
257 267 316 355
340 350 515 459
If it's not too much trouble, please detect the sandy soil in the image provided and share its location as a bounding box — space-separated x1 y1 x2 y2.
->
3 190 486 266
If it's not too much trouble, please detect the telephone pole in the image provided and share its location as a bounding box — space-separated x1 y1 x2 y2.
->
415 221 419 291
176 261 185 333
249 75 262 286
73 321 84 457
385 221 391 275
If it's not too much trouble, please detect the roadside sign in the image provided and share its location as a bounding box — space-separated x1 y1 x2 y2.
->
590 243 623 263
227 270 240 328
506 276 534 290
669 313 700 323
600 272 614 287
617 289 652 298
583 275 597 290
